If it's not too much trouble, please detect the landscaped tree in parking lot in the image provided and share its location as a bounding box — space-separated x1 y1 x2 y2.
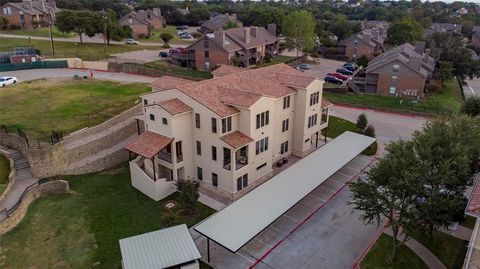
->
160 32 174 47
351 115 480 262
350 140 422 262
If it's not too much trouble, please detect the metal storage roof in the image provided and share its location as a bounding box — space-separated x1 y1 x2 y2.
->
119 224 201 269
194 131 375 252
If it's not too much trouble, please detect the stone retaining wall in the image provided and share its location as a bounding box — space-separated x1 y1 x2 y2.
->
0 105 142 177
0 150 15 201
0 180 70 237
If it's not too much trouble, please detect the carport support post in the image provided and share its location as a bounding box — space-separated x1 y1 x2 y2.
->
207 237 210 263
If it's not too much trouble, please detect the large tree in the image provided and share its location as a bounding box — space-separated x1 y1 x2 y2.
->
282 10 316 57
56 10 99 44
386 17 424 46
462 97 480 117
350 140 422 262
98 9 132 45
427 32 480 79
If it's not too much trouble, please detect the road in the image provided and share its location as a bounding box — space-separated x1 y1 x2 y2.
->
465 78 480 98
0 68 157 84
331 105 427 154
0 33 189 48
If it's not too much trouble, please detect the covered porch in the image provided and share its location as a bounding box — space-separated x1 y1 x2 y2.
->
220 131 254 172
125 131 177 201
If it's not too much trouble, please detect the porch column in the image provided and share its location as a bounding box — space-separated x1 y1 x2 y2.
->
231 148 235 171
152 157 156 182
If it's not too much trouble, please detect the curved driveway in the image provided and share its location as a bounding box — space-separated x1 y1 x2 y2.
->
1 68 157 84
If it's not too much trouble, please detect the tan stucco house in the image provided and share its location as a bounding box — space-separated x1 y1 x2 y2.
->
125 64 332 202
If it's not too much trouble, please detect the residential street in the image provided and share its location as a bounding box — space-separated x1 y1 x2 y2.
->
0 68 157 84
331 105 427 153
0 33 189 48
465 78 480 98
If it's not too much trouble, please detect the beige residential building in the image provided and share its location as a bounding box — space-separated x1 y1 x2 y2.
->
125 64 332 201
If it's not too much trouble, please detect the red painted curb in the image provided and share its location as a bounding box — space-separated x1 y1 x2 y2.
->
248 156 378 269
351 220 388 269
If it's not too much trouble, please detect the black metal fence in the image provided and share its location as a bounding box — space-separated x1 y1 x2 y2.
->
0 60 68 72
0 124 63 149
0 182 39 221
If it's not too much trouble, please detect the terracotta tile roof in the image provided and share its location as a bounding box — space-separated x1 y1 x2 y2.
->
175 64 314 117
157 98 192 115
212 65 246 77
151 75 195 91
221 131 254 149
219 88 263 108
275 73 316 88
321 98 333 108
467 175 480 218
125 131 173 159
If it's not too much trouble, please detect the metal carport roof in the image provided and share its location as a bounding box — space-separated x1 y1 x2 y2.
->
119 224 201 269
194 131 376 252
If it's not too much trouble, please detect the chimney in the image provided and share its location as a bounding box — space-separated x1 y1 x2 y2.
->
363 33 371 44
214 30 225 47
153 8 161 17
250 27 258 38
379 27 384 36
414 41 425 54
244 28 250 44
424 48 430 62
373 30 379 41
268 23 277 36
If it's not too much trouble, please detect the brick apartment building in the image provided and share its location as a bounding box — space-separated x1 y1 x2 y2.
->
172 25 279 71
119 8 163 38
349 42 435 99
124 64 332 201
198 13 243 34
0 0 59 29
339 27 387 61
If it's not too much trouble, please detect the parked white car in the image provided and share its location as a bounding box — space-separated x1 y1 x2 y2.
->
0 76 17 87
125 38 139 45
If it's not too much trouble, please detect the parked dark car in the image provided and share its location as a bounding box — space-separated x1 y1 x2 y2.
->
159 51 169 58
343 62 358 71
327 72 348 80
296 63 311 70
324 76 344 85
336 68 353 75
175 25 188 30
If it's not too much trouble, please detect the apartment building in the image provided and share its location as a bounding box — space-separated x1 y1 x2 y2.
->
425 23 462 37
119 8 163 38
339 27 386 60
198 13 243 34
0 0 59 29
173 25 279 71
349 42 435 99
125 64 332 202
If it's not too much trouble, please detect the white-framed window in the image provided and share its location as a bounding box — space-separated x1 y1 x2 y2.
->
310 92 320 106
195 113 201 128
308 114 318 128
389 86 396 96
256 111 269 129
282 119 289 132
283 95 291 109
280 141 289 154
236 174 248 191
255 137 269 155
221 116 232 133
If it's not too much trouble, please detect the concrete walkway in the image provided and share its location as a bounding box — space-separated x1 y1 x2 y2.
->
198 193 225 211
441 224 472 241
383 229 447 269
0 145 38 221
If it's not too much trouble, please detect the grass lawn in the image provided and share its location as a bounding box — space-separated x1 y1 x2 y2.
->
327 116 377 156
0 79 150 139
412 229 468 269
361 234 428 269
0 154 10 195
461 215 477 229
324 81 463 114
0 37 162 60
0 26 75 38
254 55 296 69
141 26 197 45
133 60 212 80
0 164 215 269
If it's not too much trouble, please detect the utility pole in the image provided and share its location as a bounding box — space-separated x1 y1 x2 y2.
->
48 12 55 55
102 9 108 47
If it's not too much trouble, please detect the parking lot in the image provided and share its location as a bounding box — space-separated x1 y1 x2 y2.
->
304 58 348 79
192 154 378 269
